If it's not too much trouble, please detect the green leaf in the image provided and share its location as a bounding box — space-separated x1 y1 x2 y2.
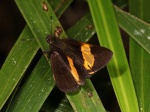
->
0 26 39 109
16 0 67 50
88 0 139 112
66 13 95 42
129 0 150 111
67 80 105 112
115 6 150 54
55 98 74 112
49 0 73 18
9 56 54 112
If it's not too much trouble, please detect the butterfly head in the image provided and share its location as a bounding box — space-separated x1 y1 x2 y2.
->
46 34 56 46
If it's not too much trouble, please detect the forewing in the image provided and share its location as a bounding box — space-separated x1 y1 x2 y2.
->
50 49 85 92
87 45 112 75
61 39 113 77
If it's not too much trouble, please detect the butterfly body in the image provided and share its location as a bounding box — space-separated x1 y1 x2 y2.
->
46 34 112 92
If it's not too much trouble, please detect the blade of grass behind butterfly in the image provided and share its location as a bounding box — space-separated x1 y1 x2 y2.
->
15 0 67 51
88 0 139 112
7 0 73 111
0 26 39 109
66 12 95 42
8 56 54 112
49 0 73 18
114 5 150 111
15 0 106 112
129 0 150 111
115 6 150 54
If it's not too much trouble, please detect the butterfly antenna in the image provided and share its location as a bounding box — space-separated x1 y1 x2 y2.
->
50 16 53 34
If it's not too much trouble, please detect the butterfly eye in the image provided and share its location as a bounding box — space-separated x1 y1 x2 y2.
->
46 35 55 44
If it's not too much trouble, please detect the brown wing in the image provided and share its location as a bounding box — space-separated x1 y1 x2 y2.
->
61 39 113 77
50 49 86 92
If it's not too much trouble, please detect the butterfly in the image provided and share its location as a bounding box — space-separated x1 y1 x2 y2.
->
44 26 113 92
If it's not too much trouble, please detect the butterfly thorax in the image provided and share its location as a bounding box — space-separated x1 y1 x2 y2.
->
46 35 71 54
